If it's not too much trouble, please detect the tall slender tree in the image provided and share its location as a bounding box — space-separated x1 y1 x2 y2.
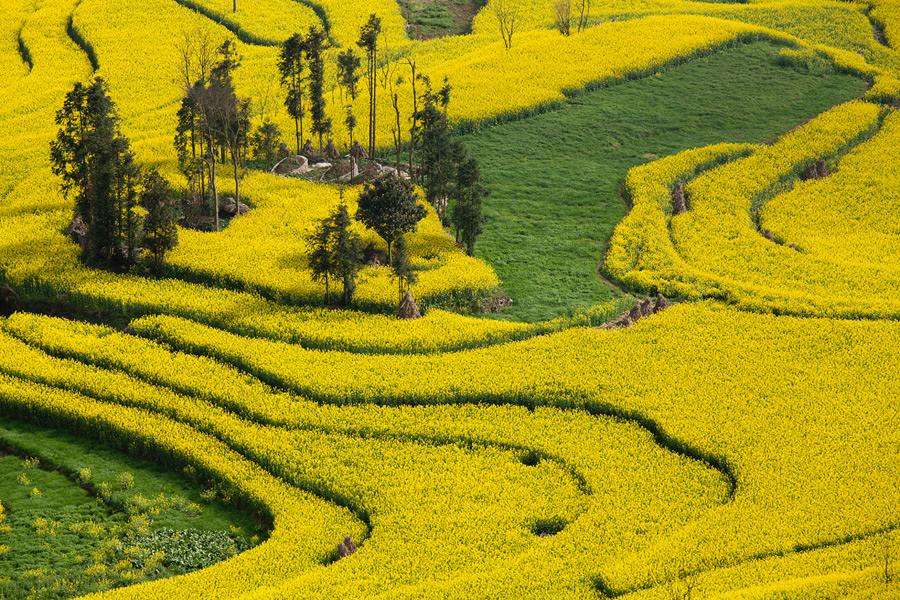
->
337 47 361 150
451 155 488 256
331 204 364 306
357 14 381 158
278 33 307 155
305 27 332 152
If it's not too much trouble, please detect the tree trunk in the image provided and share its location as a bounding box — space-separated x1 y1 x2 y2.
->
210 148 220 232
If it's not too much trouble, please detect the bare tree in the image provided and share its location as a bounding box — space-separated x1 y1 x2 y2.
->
174 29 217 94
492 0 518 50
577 0 591 33
555 0 572 36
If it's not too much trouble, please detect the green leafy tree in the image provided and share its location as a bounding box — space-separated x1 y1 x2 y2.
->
250 119 282 170
355 175 426 264
140 170 179 275
390 233 417 300
50 78 141 269
304 27 332 152
357 14 381 158
278 33 307 155
451 156 488 256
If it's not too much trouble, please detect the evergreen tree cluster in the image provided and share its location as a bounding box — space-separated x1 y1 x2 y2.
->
50 78 178 274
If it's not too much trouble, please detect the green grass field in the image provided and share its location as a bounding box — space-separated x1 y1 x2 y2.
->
463 41 867 322
0 417 261 600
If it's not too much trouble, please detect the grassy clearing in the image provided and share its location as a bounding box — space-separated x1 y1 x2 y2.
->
0 417 262 600
397 0 487 38
461 41 867 323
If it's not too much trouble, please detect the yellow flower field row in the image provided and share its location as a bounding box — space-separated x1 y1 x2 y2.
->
4 300 900 597
759 110 900 271
606 100 900 319
0 314 727 599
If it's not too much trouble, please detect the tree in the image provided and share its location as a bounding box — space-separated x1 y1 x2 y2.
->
50 78 141 269
555 0 572 36
415 85 461 225
451 156 488 256
355 175 426 264
250 119 282 170
492 0 518 50
305 212 336 305
337 47 361 150
305 27 332 152
357 14 381 158
404 59 419 183
140 170 179 275
390 233 417 300
390 75 404 173
278 33 307 155
330 204 364 306
305 204 363 306
576 0 592 33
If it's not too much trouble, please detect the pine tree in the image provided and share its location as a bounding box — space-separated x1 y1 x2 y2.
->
331 204 364 306
451 156 489 256
415 85 461 226
305 212 336 305
390 233 417 300
140 170 179 275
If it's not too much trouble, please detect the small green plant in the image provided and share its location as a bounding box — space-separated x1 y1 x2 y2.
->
97 481 113 503
16 472 30 485
29 487 43 500
21 456 39 469
116 472 135 491
77 467 92 484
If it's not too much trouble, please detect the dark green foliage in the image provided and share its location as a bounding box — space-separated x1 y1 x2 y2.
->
451 156 488 256
250 119 282 169
416 84 461 225
305 205 364 306
355 175 427 264
140 171 179 276
304 27 332 152
50 78 141 270
357 14 382 157
278 33 307 155
462 41 867 322
331 204 364 305
390 233 417 300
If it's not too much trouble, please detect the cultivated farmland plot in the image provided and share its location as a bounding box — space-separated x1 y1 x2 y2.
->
1 0 900 598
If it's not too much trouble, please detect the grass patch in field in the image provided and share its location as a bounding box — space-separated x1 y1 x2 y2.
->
461 41 867 323
0 417 262 599
398 0 487 38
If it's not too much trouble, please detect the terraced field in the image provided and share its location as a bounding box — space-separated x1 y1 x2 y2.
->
1 0 900 598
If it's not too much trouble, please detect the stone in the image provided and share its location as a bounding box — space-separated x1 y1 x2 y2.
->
397 291 421 320
324 138 339 159
271 154 309 176
640 298 653 317
653 293 671 313
336 535 357 558
763 228 775 242
311 162 332 170
220 198 251 218
671 183 687 215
